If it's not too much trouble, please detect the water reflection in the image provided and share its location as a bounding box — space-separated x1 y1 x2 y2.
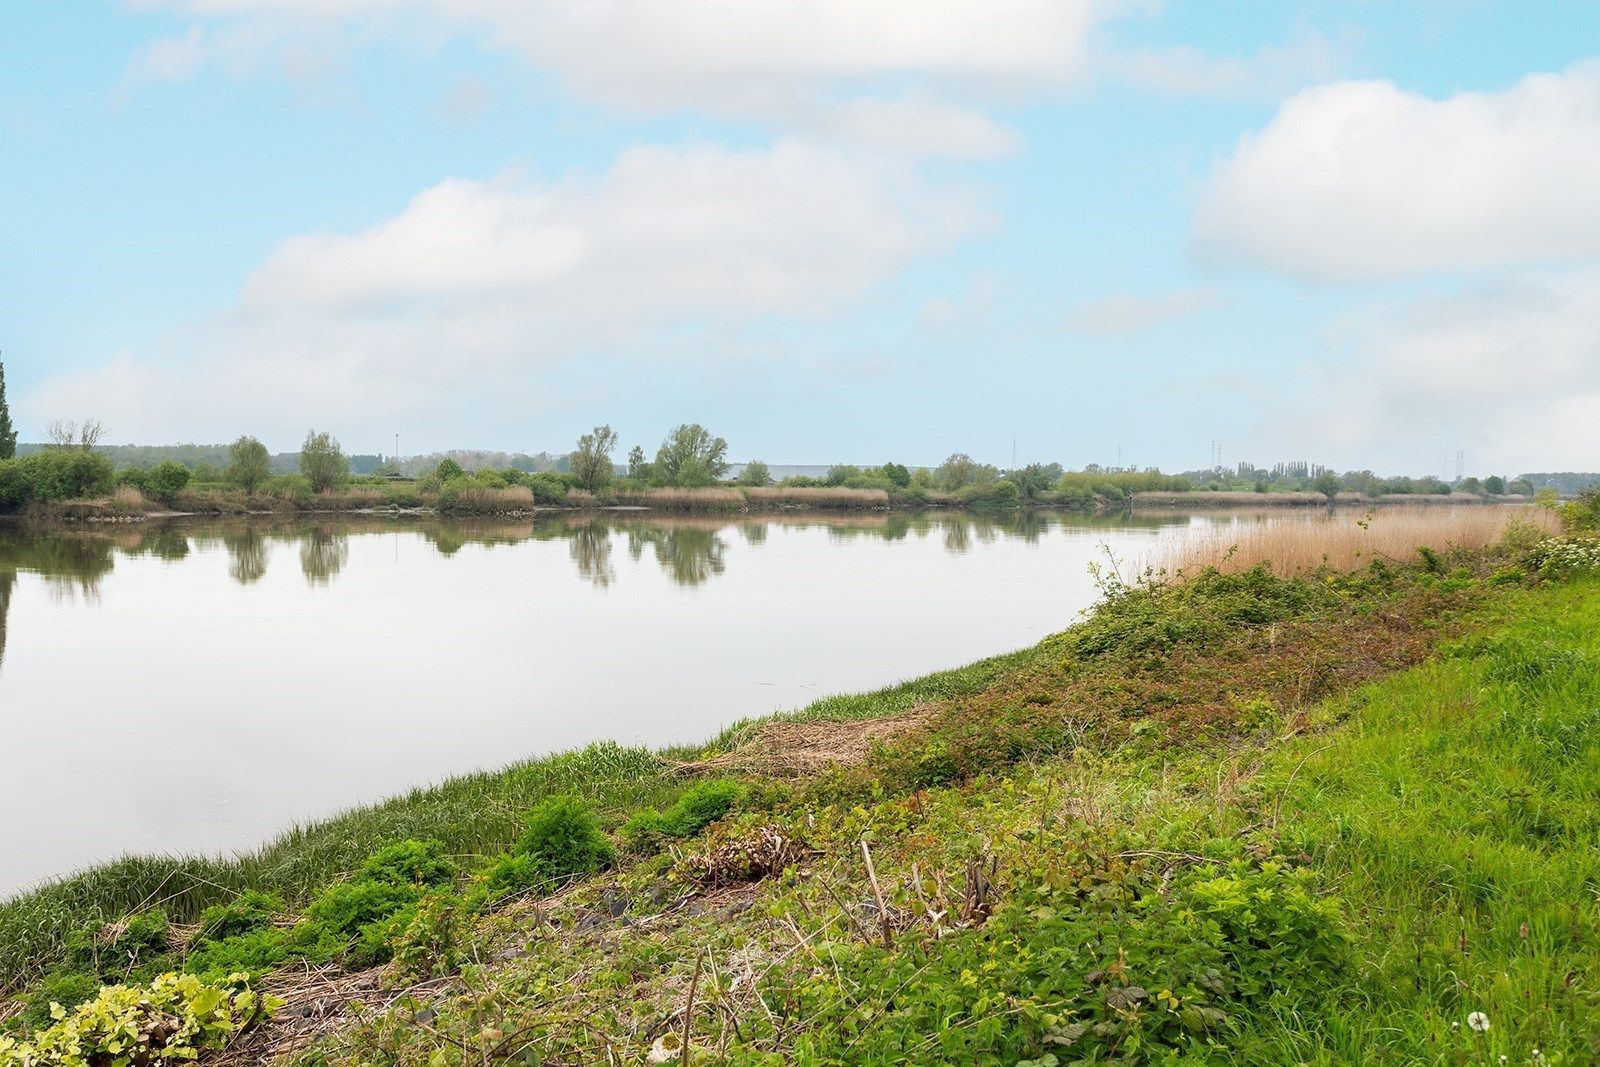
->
224 529 270 585
0 506 1226 892
0 509 1186 610
299 527 350 586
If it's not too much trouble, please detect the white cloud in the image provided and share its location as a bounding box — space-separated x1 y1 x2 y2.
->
124 0 1116 157
30 139 988 444
1104 30 1354 102
1065 286 1224 335
1195 62 1600 282
1268 270 1600 471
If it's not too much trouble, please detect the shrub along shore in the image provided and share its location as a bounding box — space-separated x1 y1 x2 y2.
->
3 501 1599 1065
1 429 1551 522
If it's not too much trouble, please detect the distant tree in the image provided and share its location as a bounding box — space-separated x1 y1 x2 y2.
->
1006 463 1056 502
146 461 191 504
570 424 619 491
226 436 272 494
1507 478 1535 497
737 460 772 487
45 419 106 451
935 453 997 492
1459 476 1483 495
0 359 15 460
299 430 349 493
880 462 911 488
626 445 649 481
825 464 861 487
436 458 466 482
653 424 729 487
1312 471 1343 500
1483 475 1506 496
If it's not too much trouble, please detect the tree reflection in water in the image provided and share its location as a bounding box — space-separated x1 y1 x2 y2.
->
567 521 615 588
299 527 350 586
224 528 270 585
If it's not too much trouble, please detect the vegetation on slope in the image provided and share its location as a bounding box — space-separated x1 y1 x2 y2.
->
3 524 1599 1064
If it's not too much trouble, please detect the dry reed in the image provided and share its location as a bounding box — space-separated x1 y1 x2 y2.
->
614 487 745 512
1161 505 1559 576
742 486 890 510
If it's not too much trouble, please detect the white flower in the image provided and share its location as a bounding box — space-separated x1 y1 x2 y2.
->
647 1032 683 1064
1468 1011 1491 1032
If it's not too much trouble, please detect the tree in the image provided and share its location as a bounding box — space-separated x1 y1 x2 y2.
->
1312 471 1343 500
653 424 729 487
299 430 349 493
570 424 619 491
880 462 911 488
737 460 772 487
0 359 15 460
1006 463 1056 502
226 436 272 494
626 445 650 482
436 458 466 482
1483 475 1506 496
45 419 106 451
935 453 996 492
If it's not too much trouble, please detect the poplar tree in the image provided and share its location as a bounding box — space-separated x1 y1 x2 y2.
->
0 359 16 460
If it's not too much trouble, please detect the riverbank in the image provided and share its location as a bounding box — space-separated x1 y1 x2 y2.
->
4 526 1598 1063
7 482 1538 524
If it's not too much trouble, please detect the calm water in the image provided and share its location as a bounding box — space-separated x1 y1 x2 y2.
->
1 510 1225 895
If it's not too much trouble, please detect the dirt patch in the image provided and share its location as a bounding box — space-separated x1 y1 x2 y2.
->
675 709 933 777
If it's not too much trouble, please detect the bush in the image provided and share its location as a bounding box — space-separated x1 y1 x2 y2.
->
527 472 568 505
357 839 456 888
182 928 287 979
0 972 277 1067
146 461 191 504
0 450 115 509
958 479 1021 510
513 796 615 884
17 970 100 1030
194 891 282 943
623 780 743 848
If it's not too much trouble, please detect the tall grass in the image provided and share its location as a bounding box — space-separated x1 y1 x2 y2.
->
742 486 889 510
435 484 535 515
1162 505 1560 575
611 487 744 512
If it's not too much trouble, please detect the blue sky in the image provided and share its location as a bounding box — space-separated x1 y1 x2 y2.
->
4 2 1599 475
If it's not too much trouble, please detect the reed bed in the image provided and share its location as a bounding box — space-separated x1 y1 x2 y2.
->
612 487 745 512
435 484 535 515
1161 505 1559 575
742 486 890 510
1136 491 1342 508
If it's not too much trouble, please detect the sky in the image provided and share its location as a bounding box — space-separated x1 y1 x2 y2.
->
3 2 1599 475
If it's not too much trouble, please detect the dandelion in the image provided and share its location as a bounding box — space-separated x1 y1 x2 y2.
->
1468 1011 1491 1032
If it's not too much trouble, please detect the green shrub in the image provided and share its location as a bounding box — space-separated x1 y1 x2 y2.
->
182 928 287 979
958 480 1021 510
623 780 743 848
435 458 465 481
527 473 567 505
194 890 282 943
0 450 115 509
145 461 191 503
357 839 456 888
62 909 172 979
303 879 420 941
0 972 276 1067
17 970 100 1030
475 853 548 902
513 796 615 884
390 895 461 980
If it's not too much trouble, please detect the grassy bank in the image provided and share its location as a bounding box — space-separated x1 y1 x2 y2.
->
4 530 1598 1064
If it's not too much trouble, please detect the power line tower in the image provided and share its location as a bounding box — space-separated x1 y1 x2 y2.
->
1455 449 1465 482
